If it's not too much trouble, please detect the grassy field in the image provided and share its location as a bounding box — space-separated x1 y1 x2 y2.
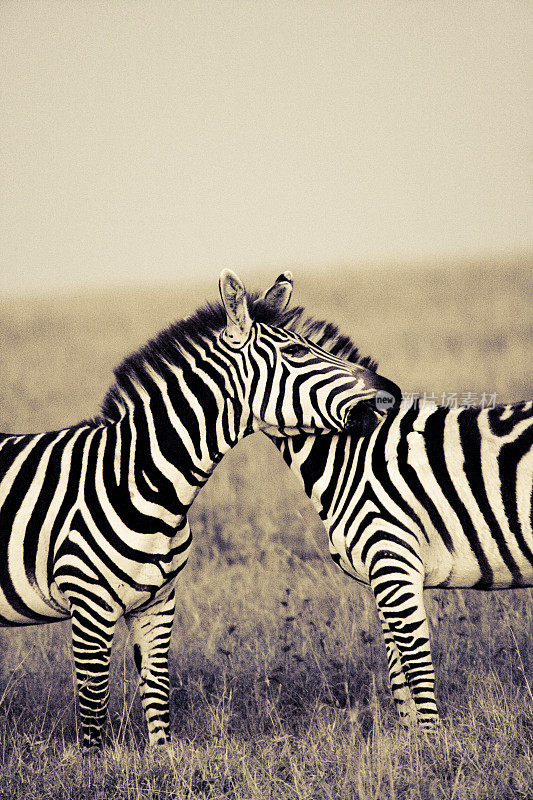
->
0 254 532 799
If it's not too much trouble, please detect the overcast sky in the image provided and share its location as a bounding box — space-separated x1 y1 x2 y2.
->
1 1 531 296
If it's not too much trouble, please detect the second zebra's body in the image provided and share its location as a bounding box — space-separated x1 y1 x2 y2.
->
260 274 533 729
274 401 533 728
0 270 401 749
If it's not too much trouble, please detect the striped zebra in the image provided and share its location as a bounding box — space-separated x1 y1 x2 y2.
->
0 270 401 750
259 273 533 730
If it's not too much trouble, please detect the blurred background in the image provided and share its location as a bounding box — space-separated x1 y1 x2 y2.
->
0 0 531 296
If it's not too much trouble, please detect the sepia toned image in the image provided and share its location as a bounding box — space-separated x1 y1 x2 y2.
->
0 2 531 798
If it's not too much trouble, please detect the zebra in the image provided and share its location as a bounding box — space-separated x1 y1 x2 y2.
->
0 270 401 750
258 273 533 730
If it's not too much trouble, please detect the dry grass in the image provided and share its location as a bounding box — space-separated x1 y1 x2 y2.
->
0 254 532 798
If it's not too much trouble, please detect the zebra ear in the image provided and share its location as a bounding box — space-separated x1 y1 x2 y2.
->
260 271 293 311
219 269 253 344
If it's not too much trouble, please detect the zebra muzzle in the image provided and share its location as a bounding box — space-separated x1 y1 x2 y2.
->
344 400 383 436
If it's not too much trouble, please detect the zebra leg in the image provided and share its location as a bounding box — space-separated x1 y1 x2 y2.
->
368 554 440 730
70 606 118 750
124 588 176 746
375 607 418 726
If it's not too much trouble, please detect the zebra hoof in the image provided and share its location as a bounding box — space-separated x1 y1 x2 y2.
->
82 743 103 756
418 716 442 733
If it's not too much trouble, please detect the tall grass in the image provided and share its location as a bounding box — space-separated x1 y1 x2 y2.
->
0 255 531 798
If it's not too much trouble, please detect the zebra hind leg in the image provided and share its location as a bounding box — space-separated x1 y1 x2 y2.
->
124 589 176 747
369 554 441 730
70 607 118 750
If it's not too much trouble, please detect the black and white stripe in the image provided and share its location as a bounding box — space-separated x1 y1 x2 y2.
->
0 270 401 749
259 274 532 729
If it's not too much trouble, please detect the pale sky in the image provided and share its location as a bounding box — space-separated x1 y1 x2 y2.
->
1 1 531 295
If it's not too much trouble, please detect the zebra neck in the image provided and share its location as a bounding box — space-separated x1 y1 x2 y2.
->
110 399 236 521
266 433 335 519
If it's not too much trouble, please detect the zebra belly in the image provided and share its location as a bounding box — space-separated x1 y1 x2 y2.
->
52 512 194 617
0 516 70 625
0 569 70 626
0 598 69 626
420 517 532 589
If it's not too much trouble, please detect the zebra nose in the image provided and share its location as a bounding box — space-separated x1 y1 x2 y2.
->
345 400 381 436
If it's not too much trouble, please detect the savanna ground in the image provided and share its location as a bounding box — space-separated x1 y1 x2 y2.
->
0 254 531 799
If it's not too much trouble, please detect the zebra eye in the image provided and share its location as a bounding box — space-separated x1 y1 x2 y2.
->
282 343 309 357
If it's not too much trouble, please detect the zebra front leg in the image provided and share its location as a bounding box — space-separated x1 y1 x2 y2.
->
124 589 176 746
70 606 118 750
368 553 440 730
376 607 417 726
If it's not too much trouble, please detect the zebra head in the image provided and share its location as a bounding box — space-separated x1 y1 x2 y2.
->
252 271 402 438
219 270 401 437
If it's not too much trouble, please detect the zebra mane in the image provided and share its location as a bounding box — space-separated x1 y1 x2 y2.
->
97 291 377 423
250 295 378 372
